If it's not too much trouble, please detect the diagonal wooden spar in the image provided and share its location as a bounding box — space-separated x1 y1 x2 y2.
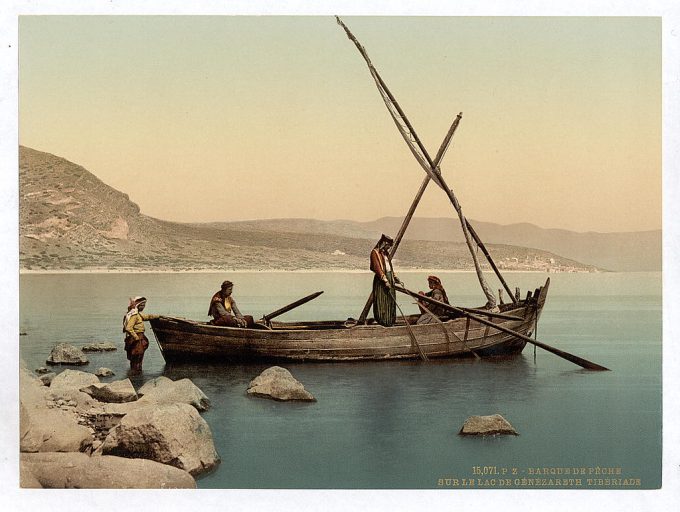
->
357 113 463 323
336 16 517 308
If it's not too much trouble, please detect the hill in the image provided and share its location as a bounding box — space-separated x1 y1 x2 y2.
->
206 217 661 272
20 146 605 273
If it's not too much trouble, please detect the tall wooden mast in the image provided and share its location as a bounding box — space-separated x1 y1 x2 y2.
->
336 17 514 310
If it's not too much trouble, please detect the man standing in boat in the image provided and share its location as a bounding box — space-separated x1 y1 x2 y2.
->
208 280 255 328
370 234 401 327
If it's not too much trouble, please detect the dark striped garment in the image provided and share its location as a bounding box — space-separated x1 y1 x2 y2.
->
372 270 396 327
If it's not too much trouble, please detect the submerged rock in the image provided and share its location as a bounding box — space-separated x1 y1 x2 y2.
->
101 403 220 476
82 342 117 352
34 367 50 375
247 366 316 402
458 414 519 436
95 367 115 377
21 452 196 489
46 343 89 366
138 376 211 411
80 379 138 403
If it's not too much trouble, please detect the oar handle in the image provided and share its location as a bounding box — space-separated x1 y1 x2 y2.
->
261 291 324 322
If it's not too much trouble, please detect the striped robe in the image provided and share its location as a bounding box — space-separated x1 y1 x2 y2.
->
370 248 396 327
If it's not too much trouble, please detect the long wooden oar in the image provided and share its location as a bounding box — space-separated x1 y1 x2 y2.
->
394 286 610 371
261 291 324 323
394 301 428 361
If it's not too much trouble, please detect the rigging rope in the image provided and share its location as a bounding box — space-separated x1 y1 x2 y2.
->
336 16 497 309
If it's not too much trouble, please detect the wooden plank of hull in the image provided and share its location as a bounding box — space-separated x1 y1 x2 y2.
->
150 298 543 362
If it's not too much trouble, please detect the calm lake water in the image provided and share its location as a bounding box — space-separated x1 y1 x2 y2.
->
19 271 662 489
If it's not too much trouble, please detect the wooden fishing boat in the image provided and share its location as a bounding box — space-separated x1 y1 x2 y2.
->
148 19 608 371
150 279 550 362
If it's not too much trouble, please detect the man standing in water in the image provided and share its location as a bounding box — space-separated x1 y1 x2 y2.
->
123 296 159 373
208 280 255 328
369 234 401 327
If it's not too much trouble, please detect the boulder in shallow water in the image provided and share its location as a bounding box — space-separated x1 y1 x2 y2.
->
80 378 138 403
138 376 210 411
21 452 196 488
95 367 115 377
101 403 220 476
46 343 89 366
35 367 50 375
458 414 519 436
247 366 316 402
82 342 117 352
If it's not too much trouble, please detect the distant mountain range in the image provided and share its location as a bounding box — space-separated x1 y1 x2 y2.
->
210 216 660 272
19 146 660 272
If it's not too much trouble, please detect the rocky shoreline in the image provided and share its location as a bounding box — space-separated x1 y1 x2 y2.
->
19 342 323 488
20 341 518 488
20 361 220 488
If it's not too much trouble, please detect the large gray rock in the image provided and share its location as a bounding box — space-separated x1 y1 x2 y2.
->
101 403 220 476
49 369 100 392
21 452 195 489
137 376 173 396
138 376 210 411
458 414 519 436
46 342 89 365
82 342 117 352
46 369 102 414
247 366 316 401
80 378 138 403
20 369 94 453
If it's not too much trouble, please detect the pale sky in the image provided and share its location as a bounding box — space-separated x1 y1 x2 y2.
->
19 16 661 233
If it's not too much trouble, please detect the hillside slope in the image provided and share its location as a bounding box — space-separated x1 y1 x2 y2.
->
19 146 599 273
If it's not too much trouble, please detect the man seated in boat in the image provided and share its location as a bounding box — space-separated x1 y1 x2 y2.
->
416 275 451 324
208 280 255 328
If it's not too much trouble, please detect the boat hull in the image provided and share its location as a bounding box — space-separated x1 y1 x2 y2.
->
150 279 550 363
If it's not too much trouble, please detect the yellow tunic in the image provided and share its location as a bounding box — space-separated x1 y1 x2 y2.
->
124 312 159 340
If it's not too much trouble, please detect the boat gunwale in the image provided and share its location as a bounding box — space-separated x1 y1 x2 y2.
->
151 300 536 336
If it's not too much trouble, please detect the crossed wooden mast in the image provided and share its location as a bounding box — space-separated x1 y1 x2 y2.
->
335 17 516 323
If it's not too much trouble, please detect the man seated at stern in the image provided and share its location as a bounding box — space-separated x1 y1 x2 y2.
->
208 280 255 328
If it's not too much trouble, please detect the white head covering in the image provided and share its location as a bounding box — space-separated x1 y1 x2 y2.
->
123 296 147 330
